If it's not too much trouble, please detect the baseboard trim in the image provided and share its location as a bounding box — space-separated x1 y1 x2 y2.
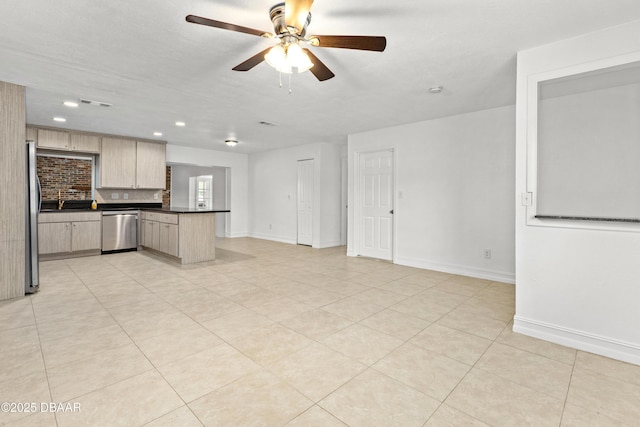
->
513 315 640 366
247 232 297 245
394 256 515 284
315 240 342 249
226 231 248 238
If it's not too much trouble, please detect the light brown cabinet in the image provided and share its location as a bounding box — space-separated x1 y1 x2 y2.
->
100 138 166 189
37 129 70 150
38 222 71 254
70 134 101 153
136 141 166 189
100 137 137 188
159 223 179 257
34 128 101 153
38 212 102 256
140 212 179 258
140 210 216 264
71 221 102 251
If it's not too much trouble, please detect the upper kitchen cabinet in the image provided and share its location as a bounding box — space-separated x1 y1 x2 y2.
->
100 137 137 188
70 134 100 153
37 128 69 150
31 127 100 153
99 137 166 189
136 141 166 189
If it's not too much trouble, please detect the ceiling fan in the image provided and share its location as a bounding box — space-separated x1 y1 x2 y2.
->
186 0 387 81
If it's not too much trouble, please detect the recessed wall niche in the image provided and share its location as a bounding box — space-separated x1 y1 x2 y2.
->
37 154 93 201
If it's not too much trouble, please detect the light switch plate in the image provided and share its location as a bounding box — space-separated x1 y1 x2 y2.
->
111 193 119 200
521 192 533 206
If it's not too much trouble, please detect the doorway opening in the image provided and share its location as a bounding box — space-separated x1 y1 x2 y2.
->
297 159 314 246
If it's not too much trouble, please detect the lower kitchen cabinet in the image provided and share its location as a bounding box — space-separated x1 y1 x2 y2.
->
139 210 216 264
38 211 102 257
38 222 72 254
71 221 102 252
141 213 177 256
159 223 179 257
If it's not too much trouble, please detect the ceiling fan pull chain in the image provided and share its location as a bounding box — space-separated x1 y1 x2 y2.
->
279 71 283 88
289 72 292 95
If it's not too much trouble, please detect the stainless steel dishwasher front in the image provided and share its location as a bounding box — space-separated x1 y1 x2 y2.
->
102 211 138 252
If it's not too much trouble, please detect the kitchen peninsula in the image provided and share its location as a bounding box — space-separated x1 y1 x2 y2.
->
38 205 229 265
140 207 229 265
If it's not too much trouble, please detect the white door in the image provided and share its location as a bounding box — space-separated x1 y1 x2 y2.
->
297 159 314 246
359 150 393 260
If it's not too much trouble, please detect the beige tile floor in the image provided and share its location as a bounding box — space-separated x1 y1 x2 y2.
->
1 237 639 426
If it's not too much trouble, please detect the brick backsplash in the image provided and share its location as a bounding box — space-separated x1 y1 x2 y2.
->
37 156 92 200
163 166 171 207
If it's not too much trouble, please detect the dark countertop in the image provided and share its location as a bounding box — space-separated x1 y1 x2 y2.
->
40 203 229 214
142 207 230 214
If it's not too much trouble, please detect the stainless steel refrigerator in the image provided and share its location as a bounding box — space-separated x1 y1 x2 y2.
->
25 140 40 294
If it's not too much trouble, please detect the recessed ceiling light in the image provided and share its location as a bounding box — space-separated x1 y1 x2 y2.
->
63 101 79 108
225 139 238 147
53 117 66 122
429 85 444 94
175 121 186 127
153 132 163 137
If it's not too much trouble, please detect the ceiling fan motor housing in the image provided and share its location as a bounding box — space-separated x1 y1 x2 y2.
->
270 2 311 37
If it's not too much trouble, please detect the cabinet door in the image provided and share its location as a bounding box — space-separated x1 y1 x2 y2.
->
37 129 70 150
100 137 136 188
151 221 160 250
70 134 101 153
38 222 71 254
136 141 166 189
71 221 102 252
159 223 179 257
141 219 152 247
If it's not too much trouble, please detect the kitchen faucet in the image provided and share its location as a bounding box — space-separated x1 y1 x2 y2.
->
58 190 65 210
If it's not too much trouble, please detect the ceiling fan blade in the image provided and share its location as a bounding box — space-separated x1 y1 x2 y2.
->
303 49 335 81
285 0 314 33
186 15 267 37
312 35 387 52
232 48 272 72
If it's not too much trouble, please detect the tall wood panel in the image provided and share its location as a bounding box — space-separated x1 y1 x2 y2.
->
0 82 26 300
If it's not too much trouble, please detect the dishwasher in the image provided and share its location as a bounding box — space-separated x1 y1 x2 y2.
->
102 211 138 253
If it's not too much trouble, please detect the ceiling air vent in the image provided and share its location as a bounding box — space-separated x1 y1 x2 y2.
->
79 98 112 107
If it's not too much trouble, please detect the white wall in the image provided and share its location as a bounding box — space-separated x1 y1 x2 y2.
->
248 142 342 248
515 20 640 365
348 105 516 283
166 144 248 238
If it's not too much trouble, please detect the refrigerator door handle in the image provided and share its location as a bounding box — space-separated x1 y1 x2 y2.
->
36 174 42 213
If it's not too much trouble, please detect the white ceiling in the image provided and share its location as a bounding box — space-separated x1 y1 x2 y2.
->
2 0 640 153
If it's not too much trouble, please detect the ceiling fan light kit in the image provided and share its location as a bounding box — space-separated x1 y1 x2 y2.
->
185 0 386 83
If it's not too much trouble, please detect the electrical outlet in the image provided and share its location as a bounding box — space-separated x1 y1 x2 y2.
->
483 249 492 259
123 193 129 200
153 193 159 200
111 193 119 200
